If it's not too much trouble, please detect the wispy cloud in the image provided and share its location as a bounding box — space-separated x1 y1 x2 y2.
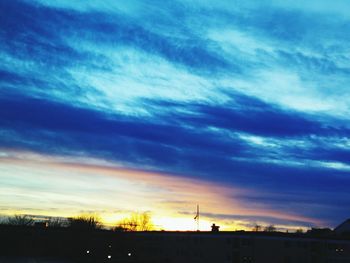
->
1 0 350 229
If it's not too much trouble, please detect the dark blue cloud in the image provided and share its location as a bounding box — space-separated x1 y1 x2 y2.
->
0 1 86 67
0 92 248 168
0 0 232 73
289 145 350 165
1 90 350 224
0 70 34 85
148 93 349 138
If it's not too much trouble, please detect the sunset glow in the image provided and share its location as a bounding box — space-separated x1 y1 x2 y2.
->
1 150 322 230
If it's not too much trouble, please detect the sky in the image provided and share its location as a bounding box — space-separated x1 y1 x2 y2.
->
1 0 350 231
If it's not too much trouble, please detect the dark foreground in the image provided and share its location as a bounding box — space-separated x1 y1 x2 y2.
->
1 225 350 263
0 258 72 263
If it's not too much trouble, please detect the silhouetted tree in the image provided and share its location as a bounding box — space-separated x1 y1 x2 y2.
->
138 212 152 231
68 214 101 230
7 215 34 226
115 212 153 231
264 225 276 232
295 228 304 234
252 224 261 232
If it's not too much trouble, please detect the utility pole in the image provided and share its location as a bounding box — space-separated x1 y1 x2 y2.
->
194 204 199 231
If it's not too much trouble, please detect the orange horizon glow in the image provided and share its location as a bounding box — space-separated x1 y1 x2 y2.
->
0 149 323 231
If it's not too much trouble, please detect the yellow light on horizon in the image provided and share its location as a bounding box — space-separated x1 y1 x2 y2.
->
153 216 214 231
0 150 323 232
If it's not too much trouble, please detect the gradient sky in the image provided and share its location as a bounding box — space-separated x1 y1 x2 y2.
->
1 0 350 231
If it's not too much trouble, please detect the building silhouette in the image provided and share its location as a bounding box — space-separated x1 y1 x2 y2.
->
335 219 350 236
1 219 350 262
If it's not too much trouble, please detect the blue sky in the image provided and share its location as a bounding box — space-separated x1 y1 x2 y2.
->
0 0 350 230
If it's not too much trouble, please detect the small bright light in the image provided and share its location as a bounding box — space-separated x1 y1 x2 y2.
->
86 250 90 254
128 253 131 257
109 244 112 248
107 255 112 259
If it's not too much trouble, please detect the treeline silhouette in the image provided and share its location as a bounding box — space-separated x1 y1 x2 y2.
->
1 212 153 232
0 213 153 263
1 214 349 263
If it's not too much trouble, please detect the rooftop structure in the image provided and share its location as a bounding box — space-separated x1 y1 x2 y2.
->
335 219 350 236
